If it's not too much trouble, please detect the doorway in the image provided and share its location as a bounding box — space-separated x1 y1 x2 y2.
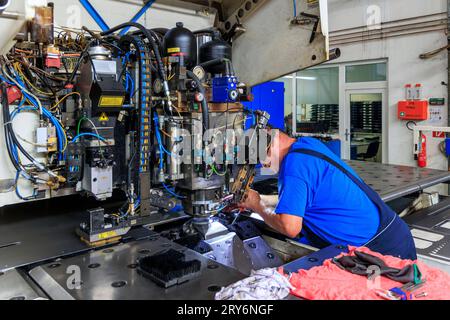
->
343 89 387 163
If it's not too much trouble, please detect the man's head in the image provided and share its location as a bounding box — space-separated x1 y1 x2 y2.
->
261 126 296 174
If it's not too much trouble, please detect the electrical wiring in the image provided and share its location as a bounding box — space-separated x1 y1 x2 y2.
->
12 79 67 156
1 83 41 185
77 117 101 137
158 126 171 138
2 95 42 166
14 48 33 55
3 67 68 157
156 131 173 156
115 193 141 220
101 23 168 82
153 114 174 156
1 64 43 115
406 121 417 131
151 113 185 199
211 164 227 176
15 171 38 201
63 39 97 86
2 85 26 172
162 182 186 199
1 19 254 223
1 63 69 158
124 72 135 98
10 106 48 149
15 63 53 97
16 133 48 148
77 116 107 161
71 132 108 144
76 116 86 135
121 52 136 99
50 92 81 111
213 116 252 131
172 105 183 118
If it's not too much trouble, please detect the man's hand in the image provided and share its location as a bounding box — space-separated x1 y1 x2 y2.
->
238 189 303 239
238 189 261 212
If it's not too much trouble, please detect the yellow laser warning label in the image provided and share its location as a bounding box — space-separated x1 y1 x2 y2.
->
168 47 181 53
99 96 124 107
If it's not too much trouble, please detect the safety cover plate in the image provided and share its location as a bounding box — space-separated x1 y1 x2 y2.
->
231 0 329 86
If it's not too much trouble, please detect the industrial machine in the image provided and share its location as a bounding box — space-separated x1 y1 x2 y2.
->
0 16 267 244
0 0 330 245
0 0 343 299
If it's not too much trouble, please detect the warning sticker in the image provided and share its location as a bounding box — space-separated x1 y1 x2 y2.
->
168 47 181 54
98 231 117 240
99 96 124 107
99 112 109 122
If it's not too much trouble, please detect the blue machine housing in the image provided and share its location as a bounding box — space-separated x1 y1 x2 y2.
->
212 76 238 103
446 138 450 157
244 81 285 130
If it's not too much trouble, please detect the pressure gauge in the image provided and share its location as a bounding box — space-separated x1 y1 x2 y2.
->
193 66 206 81
153 78 163 94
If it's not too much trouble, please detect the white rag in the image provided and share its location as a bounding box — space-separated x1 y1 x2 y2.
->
215 268 294 300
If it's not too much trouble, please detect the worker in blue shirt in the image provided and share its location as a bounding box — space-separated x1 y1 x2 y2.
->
239 130 417 260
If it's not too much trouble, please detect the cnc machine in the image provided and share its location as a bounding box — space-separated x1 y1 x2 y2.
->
0 0 335 299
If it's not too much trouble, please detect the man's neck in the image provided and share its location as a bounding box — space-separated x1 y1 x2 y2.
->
279 137 297 164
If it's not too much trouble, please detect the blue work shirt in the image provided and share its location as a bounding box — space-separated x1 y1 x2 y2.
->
275 137 380 246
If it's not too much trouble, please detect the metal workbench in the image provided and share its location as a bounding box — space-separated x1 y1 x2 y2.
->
0 269 47 300
23 237 345 300
27 234 246 300
255 160 450 202
345 161 450 202
1 161 450 299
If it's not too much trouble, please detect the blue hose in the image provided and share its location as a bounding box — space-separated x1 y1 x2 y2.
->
162 183 185 199
71 132 107 143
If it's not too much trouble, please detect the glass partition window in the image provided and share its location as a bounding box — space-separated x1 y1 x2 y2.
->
295 67 339 134
278 77 292 115
350 93 382 162
346 63 387 83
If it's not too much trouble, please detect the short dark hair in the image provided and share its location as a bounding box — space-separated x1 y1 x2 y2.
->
264 125 290 150
266 124 289 136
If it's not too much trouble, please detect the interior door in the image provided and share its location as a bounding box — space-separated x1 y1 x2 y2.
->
342 89 387 163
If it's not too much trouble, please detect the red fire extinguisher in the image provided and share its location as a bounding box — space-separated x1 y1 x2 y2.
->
418 133 427 168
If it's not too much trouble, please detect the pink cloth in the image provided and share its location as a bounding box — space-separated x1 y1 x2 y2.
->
283 246 450 300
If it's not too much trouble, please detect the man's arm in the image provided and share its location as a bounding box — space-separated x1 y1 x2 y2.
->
240 190 303 238
260 194 279 208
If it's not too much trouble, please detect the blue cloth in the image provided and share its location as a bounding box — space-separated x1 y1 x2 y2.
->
275 137 380 246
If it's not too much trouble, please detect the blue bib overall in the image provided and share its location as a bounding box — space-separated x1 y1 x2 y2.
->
290 148 417 260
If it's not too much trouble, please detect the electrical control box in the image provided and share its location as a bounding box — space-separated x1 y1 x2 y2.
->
398 83 429 121
398 100 429 121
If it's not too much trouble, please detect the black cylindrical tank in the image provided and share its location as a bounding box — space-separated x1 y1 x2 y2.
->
199 34 232 75
163 22 197 69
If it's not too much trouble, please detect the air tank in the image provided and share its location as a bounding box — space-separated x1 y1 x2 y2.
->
162 22 197 69
199 33 232 75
